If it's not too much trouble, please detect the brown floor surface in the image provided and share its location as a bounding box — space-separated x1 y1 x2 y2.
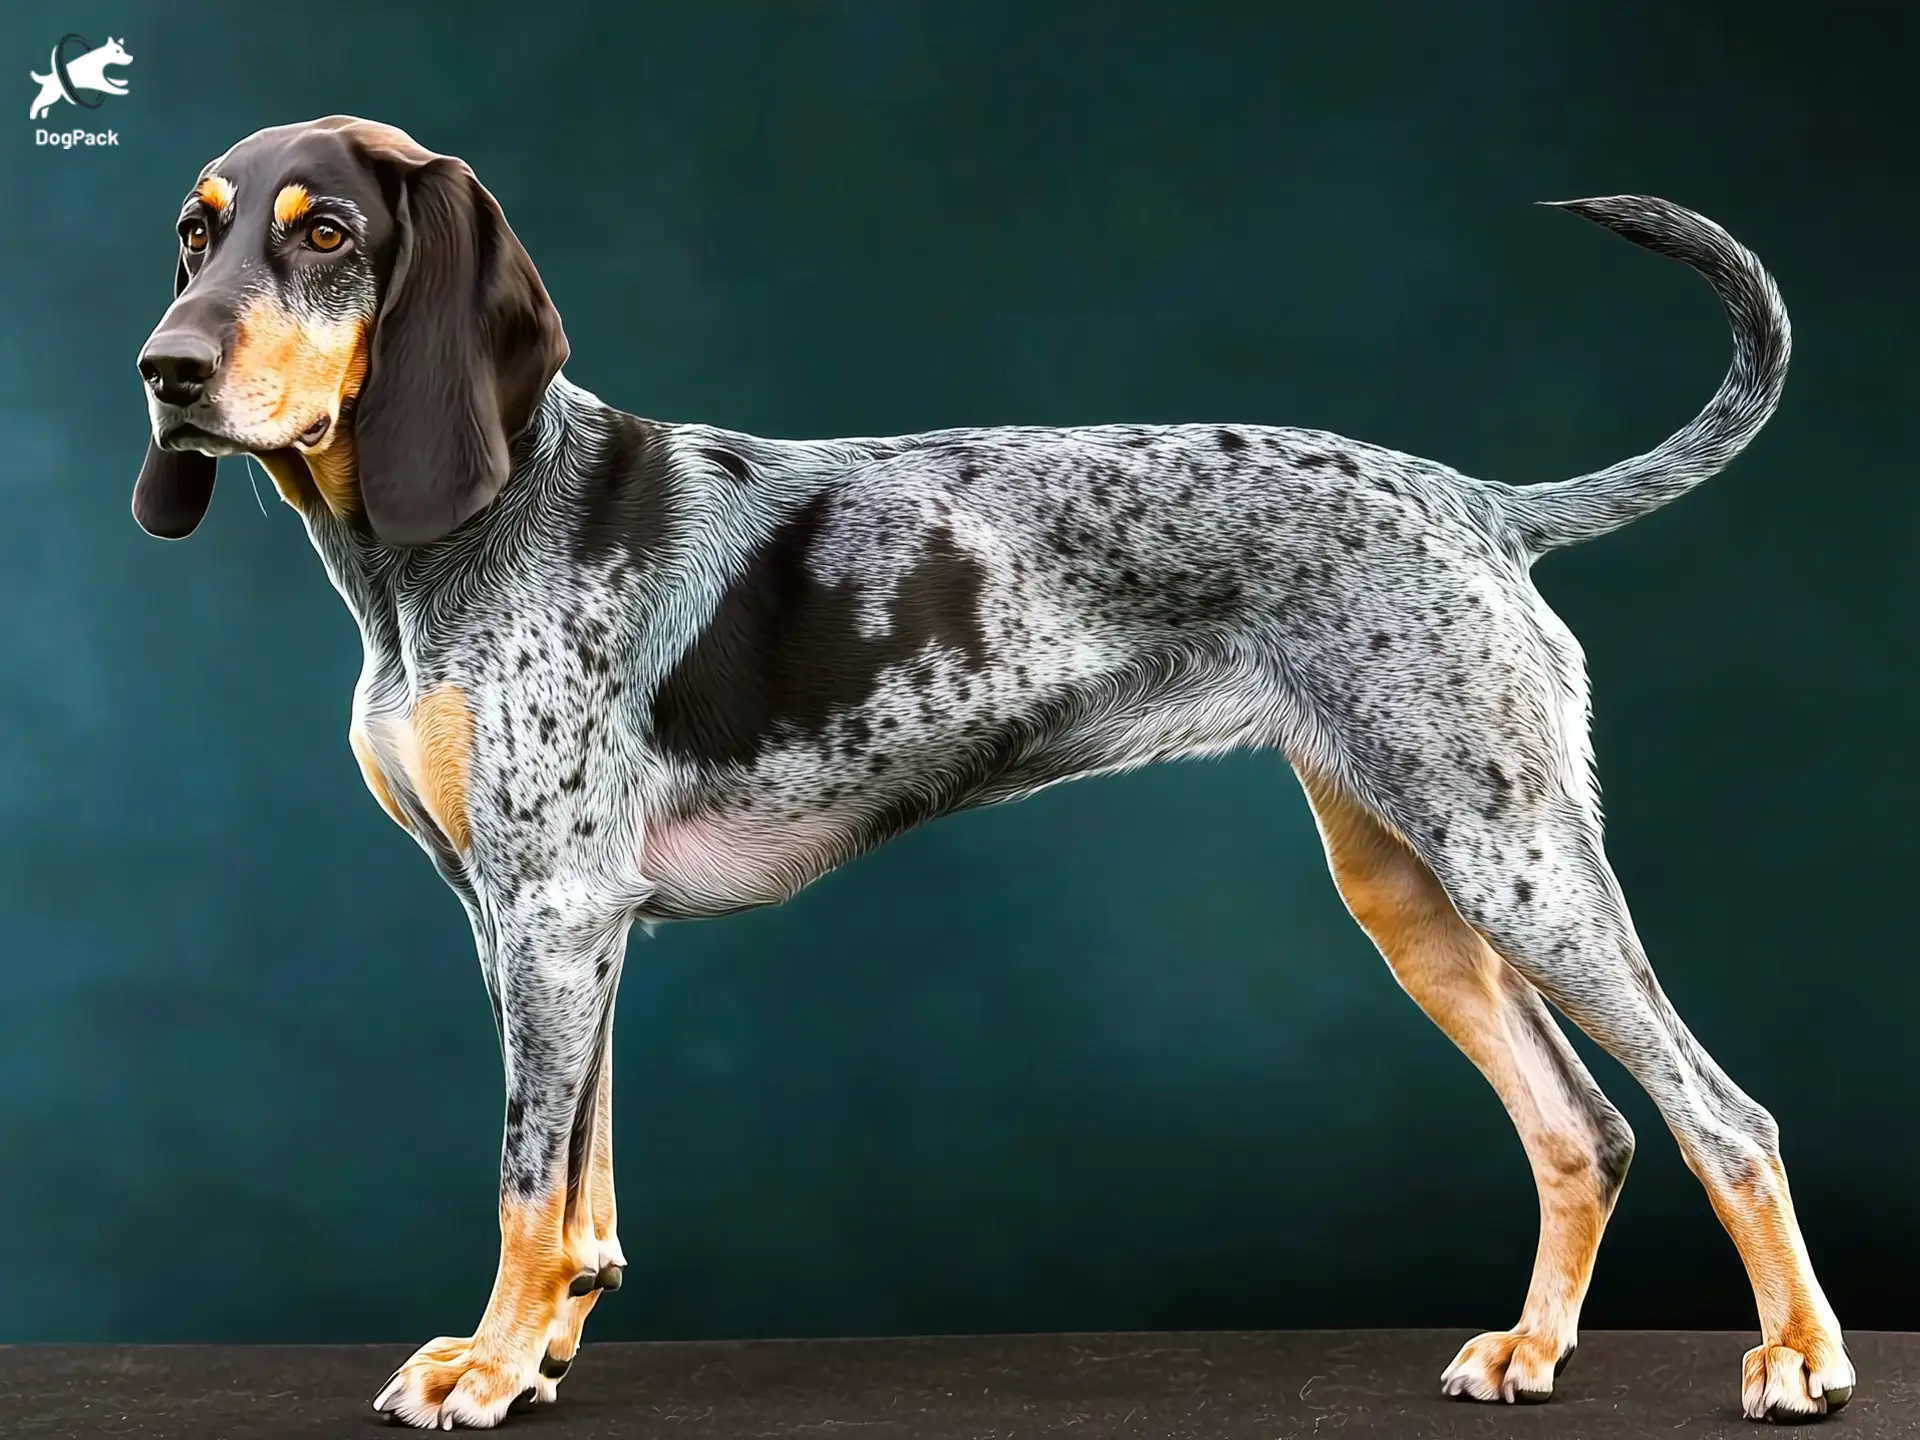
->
1 1330 1912 1438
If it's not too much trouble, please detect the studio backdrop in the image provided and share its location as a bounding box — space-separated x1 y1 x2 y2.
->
0 0 1912 1344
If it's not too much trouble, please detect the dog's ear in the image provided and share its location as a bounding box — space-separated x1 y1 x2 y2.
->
131 249 218 540
352 148 568 546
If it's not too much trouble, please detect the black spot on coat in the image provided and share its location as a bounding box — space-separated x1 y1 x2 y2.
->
570 412 674 574
651 494 992 766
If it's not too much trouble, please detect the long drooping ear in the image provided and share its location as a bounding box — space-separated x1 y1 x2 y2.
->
131 250 218 539
352 150 569 546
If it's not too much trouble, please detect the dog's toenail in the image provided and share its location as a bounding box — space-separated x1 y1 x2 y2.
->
595 1263 623 1292
539 1349 572 1380
1555 1345 1577 1377
1767 1403 1824 1426
568 1272 596 1296
1823 1384 1852 1409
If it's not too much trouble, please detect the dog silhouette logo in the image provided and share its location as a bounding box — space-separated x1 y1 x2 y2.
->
29 34 131 120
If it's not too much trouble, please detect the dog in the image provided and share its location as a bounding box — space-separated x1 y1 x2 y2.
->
28 36 130 120
132 116 1852 1428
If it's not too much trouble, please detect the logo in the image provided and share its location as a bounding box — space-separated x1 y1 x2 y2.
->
28 33 130 122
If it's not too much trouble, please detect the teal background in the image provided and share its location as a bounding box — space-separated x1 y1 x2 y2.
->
0 1 1914 1344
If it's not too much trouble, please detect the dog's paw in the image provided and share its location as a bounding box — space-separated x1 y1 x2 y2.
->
372 1336 538 1430
1742 1342 1853 1424
1441 1329 1572 1404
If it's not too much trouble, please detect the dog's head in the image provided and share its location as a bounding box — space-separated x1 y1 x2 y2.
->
134 115 568 545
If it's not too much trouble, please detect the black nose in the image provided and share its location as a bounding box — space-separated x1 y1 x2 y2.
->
138 331 221 406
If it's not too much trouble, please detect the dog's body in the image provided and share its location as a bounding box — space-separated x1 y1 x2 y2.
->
338 406 1544 923
28 37 130 120
132 117 1852 1429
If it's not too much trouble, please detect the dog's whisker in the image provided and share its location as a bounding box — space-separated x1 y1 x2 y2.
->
243 454 271 517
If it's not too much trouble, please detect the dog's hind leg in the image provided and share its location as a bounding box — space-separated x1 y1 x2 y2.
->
1318 586 1852 1422
1297 766 1633 1404
1431 811 1850 1420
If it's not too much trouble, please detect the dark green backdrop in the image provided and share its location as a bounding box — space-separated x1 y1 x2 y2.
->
1 0 1913 1344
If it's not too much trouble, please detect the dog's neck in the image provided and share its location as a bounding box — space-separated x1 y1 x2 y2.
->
251 381 585 646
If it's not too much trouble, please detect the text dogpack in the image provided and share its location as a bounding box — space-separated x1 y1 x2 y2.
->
36 127 117 147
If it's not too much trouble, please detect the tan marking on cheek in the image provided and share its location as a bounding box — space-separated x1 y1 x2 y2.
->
224 305 369 518
349 724 409 831
409 685 474 851
228 300 362 424
303 445 358 519
272 183 311 224
196 175 234 211
252 450 315 513
303 320 368 518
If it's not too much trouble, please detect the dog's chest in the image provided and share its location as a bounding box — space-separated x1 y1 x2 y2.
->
349 689 477 856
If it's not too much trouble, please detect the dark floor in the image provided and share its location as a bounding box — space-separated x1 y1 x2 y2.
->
1 1330 1912 1439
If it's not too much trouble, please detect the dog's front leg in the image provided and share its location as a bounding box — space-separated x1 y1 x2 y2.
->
375 903 628 1430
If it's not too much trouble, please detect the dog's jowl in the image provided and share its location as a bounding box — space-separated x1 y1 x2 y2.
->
132 115 1851 1428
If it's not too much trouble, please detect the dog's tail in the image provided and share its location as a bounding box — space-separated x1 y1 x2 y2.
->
1495 196 1789 557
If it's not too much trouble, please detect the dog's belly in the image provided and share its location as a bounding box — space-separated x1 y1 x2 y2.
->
639 807 858 918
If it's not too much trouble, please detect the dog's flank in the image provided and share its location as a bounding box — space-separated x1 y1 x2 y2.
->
131 115 1850 1429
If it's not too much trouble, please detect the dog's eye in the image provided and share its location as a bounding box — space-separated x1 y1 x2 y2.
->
306 220 347 253
181 220 208 254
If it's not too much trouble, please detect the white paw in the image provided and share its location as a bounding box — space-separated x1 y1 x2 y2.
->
372 1336 538 1430
1742 1342 1854 1423
1441 1329 1572 1404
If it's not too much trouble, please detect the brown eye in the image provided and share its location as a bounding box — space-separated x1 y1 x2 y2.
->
182 220 208 253
306 220 345 252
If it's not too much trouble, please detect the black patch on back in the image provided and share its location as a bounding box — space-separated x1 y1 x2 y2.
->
652 494 991 767
569 411 673 576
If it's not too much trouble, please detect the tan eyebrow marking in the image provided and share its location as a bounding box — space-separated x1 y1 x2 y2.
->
273 183 312 225
196 175 235 211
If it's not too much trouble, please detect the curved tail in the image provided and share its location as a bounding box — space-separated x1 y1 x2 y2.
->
1497 196 1789 556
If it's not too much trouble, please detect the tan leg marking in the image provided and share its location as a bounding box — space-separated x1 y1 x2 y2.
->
409 685 474 851
1298 767 1626 1404
1695 1153 1852 1418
